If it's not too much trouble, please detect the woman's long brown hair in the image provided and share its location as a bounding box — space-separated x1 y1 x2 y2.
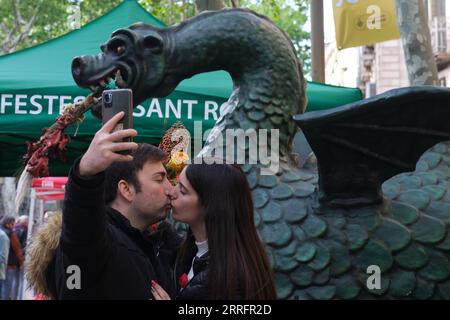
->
178 163 276 299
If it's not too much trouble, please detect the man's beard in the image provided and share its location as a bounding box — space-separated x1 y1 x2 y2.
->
147 206 169 225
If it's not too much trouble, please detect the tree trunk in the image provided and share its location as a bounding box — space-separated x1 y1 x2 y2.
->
182 0 187 20
0 0 40 55
395 0 438 85
1 177 17 217
195 0 225 12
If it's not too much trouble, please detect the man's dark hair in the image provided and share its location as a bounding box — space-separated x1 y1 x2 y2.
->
104 143 167 204
1 215 16 228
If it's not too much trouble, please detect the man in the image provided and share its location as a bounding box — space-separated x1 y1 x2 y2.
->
1 216 24 300
13 215 28 300
0 219 10 299
13 216 28 250
47 112 181 299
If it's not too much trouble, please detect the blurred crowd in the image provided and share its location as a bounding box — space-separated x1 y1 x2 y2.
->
0 215 28 300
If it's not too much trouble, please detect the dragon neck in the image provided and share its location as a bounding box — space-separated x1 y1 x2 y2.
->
163 9 306 161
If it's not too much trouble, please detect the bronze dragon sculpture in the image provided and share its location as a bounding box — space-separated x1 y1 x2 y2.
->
71 9 450 299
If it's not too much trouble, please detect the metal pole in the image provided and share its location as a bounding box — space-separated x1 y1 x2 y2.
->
311 0 325 83
22 188 36 300
39 199 44 224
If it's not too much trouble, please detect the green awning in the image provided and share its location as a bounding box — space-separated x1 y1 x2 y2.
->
0 0 362 176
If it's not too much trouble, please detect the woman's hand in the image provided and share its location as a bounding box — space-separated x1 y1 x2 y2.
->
151 280 171 300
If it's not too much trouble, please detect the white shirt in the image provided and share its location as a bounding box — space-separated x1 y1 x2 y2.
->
187 239 208 281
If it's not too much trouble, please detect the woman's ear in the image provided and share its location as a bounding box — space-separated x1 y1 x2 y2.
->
117 180 135 202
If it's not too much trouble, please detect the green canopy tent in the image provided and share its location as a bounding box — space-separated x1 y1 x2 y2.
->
0 0 362 176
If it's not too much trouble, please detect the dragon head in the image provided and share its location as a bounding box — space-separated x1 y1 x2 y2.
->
71 23 172 117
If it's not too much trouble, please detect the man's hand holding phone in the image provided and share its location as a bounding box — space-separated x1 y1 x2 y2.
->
79 112 138 177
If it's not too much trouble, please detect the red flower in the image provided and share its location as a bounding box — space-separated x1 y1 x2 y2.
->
150 222 159 232
179 273 188 289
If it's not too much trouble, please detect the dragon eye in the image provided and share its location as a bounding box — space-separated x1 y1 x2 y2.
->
115 45 125 55
108 39 126 56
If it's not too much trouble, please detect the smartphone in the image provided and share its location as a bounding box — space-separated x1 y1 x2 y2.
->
102 89 133 152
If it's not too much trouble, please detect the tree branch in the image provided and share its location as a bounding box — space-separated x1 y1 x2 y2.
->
0 22 7 35
195 0 225 12
9 12 36 52
3 0 41 53
2 0 23 52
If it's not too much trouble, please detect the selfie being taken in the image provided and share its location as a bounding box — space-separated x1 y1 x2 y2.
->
1 1 450 314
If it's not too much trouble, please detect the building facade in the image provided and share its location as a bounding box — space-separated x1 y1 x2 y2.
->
359 0 450 97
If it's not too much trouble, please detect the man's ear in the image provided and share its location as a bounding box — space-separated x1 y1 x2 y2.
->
117 180 135 202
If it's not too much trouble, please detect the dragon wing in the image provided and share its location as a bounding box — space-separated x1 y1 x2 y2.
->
293 86 450 208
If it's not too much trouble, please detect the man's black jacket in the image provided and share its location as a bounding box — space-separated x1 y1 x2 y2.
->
46 160 182 300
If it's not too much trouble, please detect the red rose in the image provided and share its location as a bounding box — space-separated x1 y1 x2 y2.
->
179 273 188 289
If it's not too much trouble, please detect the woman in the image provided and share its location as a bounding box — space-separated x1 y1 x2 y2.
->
151 162 277 300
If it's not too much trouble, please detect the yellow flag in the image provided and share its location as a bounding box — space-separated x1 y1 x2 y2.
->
333 0 401 49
